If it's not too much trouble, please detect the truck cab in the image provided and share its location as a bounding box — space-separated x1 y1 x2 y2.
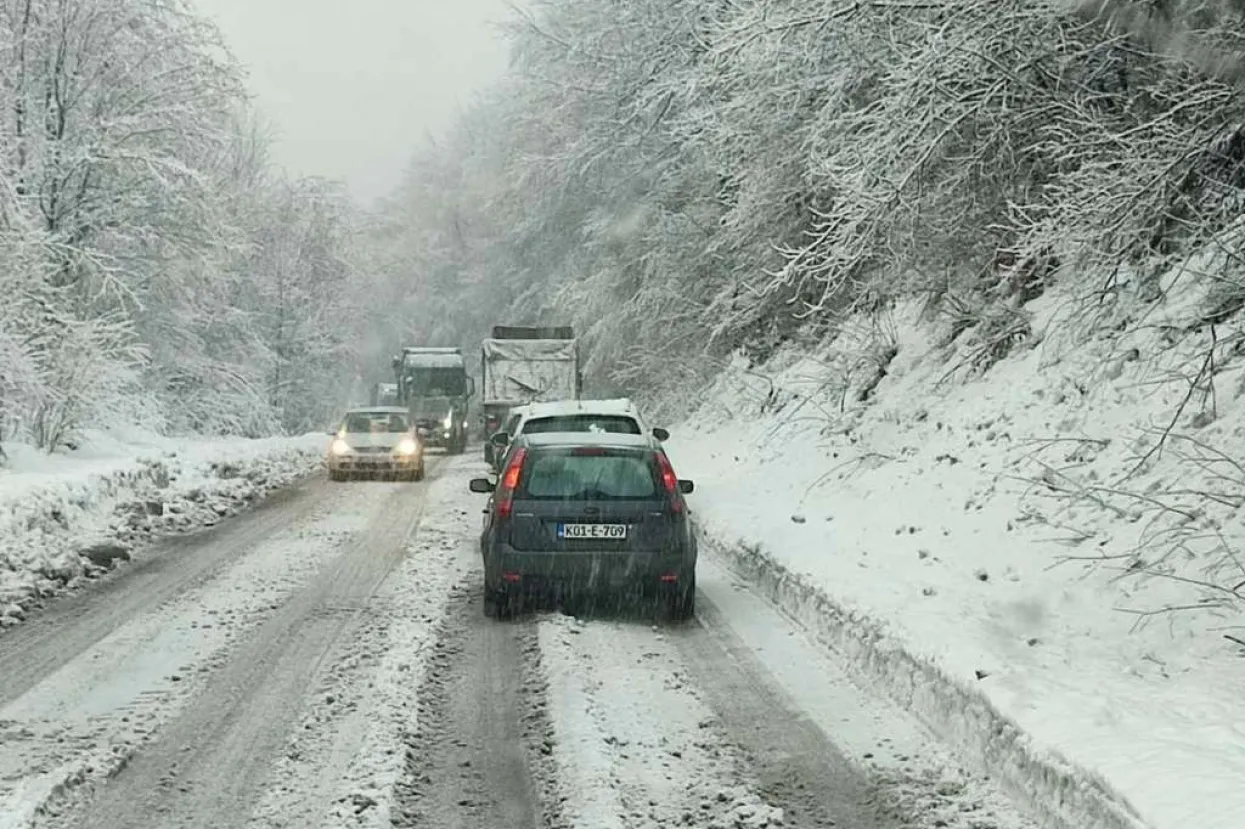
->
392 347 475 454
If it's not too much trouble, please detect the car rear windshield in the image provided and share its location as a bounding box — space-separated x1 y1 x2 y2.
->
519 448 657 500
344 412 408 433
521 414 641 435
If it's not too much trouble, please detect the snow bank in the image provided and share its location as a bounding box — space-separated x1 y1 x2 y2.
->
0 429 326 621
668 284 1245 829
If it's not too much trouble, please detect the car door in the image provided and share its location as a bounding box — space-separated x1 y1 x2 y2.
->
478 492 493 556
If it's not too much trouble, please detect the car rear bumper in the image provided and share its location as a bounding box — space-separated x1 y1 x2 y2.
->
484 544 693 595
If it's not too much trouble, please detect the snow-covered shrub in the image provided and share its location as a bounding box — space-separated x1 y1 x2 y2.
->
25 311 151 451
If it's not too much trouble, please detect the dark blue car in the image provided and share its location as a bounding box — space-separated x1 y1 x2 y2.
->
468 431 697 620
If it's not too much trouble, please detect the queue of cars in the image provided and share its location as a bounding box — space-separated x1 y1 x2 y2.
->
324 395 697 622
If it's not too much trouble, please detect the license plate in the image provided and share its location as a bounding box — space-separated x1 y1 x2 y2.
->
558 523 628 540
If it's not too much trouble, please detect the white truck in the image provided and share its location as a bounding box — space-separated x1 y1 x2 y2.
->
480 325 581 465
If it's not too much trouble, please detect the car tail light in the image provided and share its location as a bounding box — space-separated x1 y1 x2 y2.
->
497 447 527 519
654 451 682 513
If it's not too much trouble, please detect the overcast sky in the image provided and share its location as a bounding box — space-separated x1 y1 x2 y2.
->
192 0 515 205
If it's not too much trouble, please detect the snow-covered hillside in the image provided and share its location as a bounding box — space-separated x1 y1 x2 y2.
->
668 276 1245 829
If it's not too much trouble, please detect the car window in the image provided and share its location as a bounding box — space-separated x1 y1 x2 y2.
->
345 412 409 433
504 413 523 435
520 449 657 499
520 415 641 435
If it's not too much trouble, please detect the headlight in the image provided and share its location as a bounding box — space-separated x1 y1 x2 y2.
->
330 438 352 456
442 414 453 429
395 437 418 455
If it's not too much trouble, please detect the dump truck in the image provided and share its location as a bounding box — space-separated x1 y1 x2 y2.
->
480 325 580 465
391 346 475 453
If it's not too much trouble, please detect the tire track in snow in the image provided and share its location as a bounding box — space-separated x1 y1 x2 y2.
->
244 454 493 829
388 580 545 829
27 459 447 829
0 478 401 829
0 475 333 709
534 613 786 829
672 598 902 828
682 558 1039 829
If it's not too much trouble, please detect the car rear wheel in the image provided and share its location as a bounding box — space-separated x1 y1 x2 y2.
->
483 587 516 619
664 572 696 621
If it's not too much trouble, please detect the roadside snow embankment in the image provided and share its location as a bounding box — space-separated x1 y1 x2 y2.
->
0 430 325 621
668 283 1245 829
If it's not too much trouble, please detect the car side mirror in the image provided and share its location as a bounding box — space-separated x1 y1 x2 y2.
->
652 427 670 441
489 431 509 447
678 479 694 494
469 477 495 494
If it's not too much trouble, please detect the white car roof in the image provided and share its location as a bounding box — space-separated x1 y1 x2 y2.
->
345 406 408 415
518 398 638 420
523 431 655 449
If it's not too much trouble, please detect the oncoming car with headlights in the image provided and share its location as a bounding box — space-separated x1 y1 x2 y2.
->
327 407 426 481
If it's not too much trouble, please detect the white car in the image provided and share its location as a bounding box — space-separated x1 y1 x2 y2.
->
327 406 426 481
487 398 668 469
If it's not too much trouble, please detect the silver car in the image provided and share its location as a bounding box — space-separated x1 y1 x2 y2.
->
327 406 426 481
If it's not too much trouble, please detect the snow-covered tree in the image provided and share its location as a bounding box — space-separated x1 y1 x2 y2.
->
368 0 1245 414
0 0 372 450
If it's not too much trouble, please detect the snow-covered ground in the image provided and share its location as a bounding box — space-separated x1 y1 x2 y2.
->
535 614 785 829
667 280 1245 829
0 443 1051 828
0 429 326 622
247 459 479 829
0 481 397 828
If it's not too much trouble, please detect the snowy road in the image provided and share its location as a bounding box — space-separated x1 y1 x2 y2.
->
0 452 1037 829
